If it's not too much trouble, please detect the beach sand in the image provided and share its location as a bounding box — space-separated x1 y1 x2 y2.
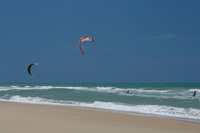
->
0 102 200 133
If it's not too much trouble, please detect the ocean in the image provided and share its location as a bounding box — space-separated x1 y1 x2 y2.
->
0 83 200 123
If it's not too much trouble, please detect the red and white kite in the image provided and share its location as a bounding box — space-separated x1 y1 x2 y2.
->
79 36 94 54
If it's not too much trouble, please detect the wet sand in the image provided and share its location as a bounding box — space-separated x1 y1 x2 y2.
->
0 102 200 133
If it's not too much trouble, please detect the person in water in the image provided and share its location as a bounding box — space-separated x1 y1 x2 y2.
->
193 91 196 96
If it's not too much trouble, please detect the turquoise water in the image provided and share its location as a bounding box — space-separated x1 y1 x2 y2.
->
0 83 200 120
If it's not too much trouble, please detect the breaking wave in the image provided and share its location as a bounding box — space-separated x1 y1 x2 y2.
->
1 95 200 120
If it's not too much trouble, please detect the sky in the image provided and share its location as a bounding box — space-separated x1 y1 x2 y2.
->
0 0 200 83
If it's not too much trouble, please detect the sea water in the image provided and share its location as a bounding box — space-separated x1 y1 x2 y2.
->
0 83 200 123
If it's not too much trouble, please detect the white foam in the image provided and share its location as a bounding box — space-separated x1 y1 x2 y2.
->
189 89 200 93
129 89 169 93
1 85 199 100
0 85 177 93
1 96 200 120
79 102 200 119
0 86 55 91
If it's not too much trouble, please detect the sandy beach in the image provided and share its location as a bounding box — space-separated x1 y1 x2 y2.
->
0 102 200 133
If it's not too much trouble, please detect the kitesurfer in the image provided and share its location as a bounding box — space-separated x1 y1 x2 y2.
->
193 91 196 96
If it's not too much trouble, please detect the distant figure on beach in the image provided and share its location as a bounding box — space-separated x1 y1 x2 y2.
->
193 91 196 96
127 90 129 93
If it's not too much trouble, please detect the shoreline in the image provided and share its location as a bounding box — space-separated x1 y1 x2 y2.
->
1 101 200 133
1 101 200 125
63 105 200 125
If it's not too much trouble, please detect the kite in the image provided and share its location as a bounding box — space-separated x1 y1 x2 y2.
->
79 36 94 54
28 63 38 77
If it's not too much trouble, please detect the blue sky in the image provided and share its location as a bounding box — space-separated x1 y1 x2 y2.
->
0 0 200 83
